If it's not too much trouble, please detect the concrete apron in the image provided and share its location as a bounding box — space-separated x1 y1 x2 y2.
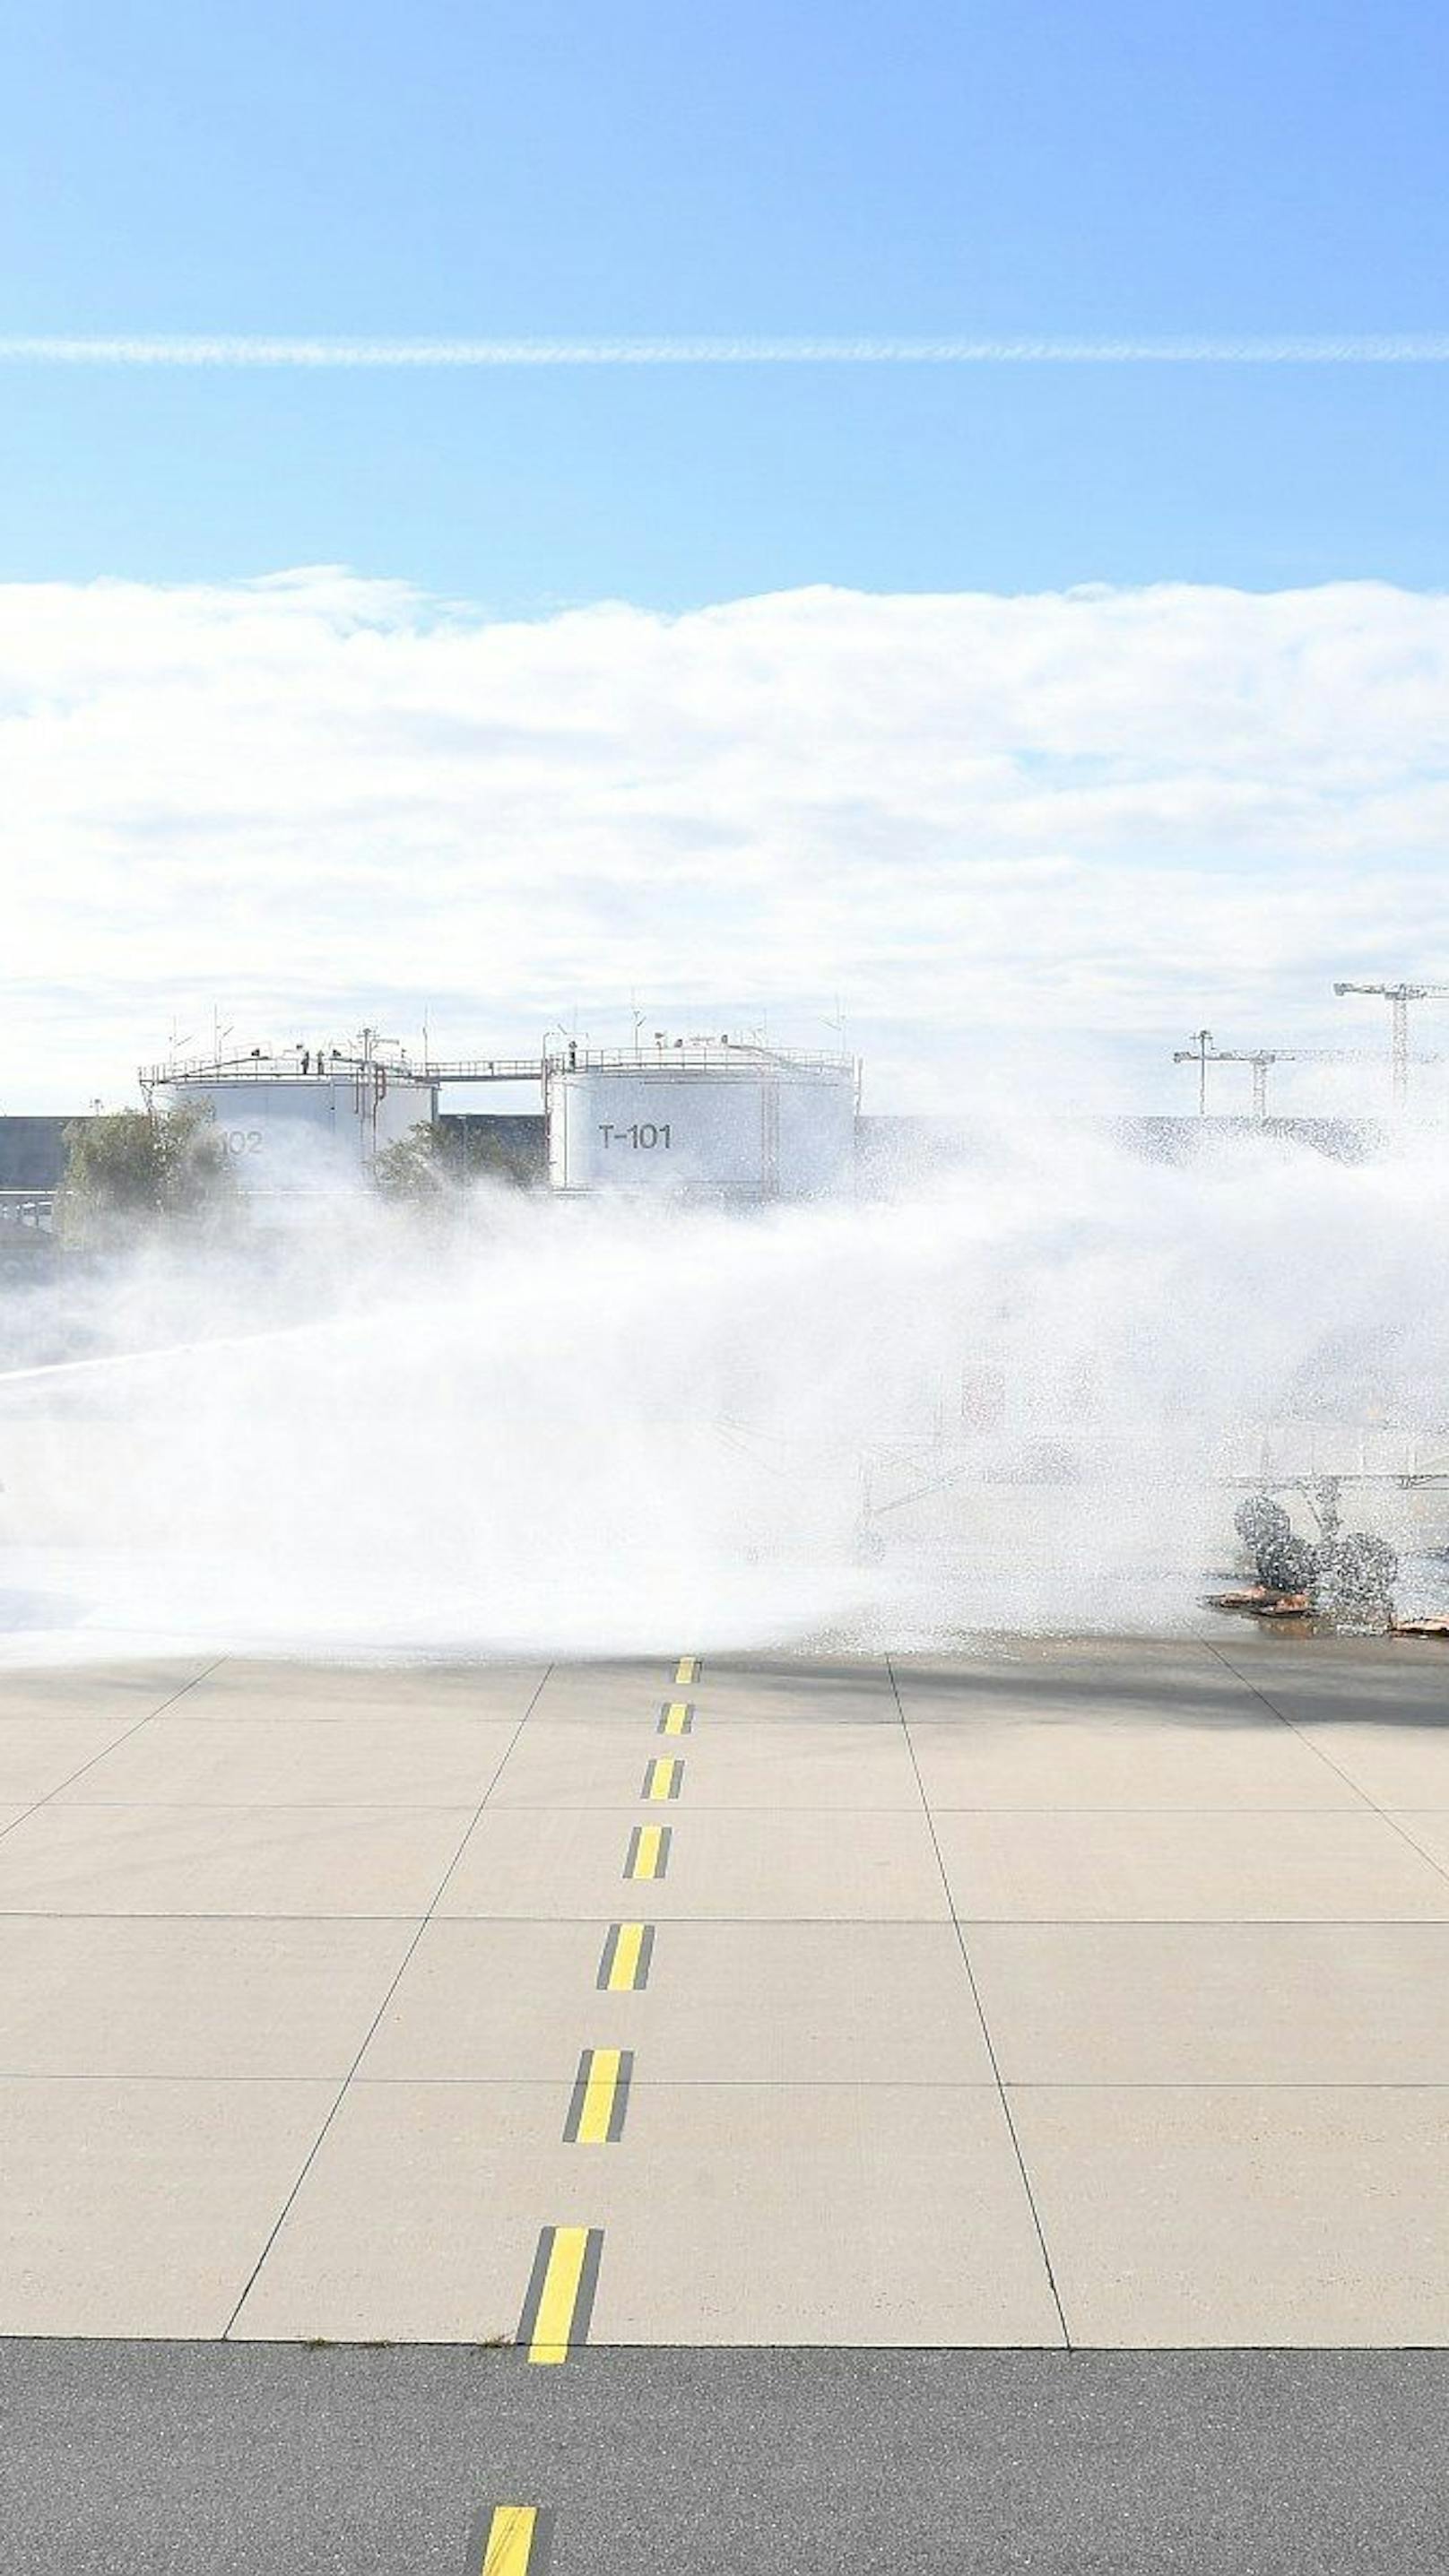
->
2 1636 1449 2346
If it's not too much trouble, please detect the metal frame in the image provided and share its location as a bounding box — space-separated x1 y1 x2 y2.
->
0 1189 56 1231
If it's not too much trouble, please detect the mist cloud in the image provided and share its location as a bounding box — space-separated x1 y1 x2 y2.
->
4 1128 1448 1662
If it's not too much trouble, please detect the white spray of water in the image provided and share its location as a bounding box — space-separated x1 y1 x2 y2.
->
3 1121 1447 1665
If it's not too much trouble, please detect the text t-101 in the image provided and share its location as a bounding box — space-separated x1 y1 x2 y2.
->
598 1122 672 1150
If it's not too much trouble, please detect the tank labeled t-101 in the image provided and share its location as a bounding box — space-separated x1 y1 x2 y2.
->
546 1047 857 1200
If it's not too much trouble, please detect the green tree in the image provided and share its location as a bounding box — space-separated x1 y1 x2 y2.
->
370 1121 447 1206
372 1119 540 1205
58 1101 240 1246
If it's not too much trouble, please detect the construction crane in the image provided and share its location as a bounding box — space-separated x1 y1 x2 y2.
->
1181 1028 1215 1115
1333 981 1449 1108
1176 1040 1320 1123
1172 1037 1444 1120
1172 1042 1297 1119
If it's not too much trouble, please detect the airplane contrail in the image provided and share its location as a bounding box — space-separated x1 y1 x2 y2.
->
1 334 1448 368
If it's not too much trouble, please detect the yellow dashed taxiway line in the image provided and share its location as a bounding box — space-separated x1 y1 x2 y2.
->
516 2225 603 2365
564 2045 634 2144
473 2502 555 2574
624 1822 672 1879
597 1920 655 1990
673 1655 700 1686
658 1699 694 1735
642 1755 683 1801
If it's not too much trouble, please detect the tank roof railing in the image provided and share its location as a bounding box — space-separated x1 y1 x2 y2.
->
141 1050 447 1089
142 1051 549 1090
542 1042 858 1078
143 1042 860 1089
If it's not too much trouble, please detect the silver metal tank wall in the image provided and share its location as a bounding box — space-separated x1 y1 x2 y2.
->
546 1053 857 1199
150 1072 435 1196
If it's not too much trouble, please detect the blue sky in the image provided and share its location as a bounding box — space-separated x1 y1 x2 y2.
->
2 0 1446 603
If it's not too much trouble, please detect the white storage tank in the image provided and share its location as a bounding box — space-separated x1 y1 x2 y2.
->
546 1044 858 1200
149 1045 436 1201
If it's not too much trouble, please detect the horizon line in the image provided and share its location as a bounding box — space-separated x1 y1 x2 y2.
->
4 332 1449 369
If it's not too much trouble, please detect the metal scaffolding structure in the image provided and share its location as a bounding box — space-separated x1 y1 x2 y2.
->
1172 1037 1444 1119
1175 975 1449 1116
1333 981 1449 1108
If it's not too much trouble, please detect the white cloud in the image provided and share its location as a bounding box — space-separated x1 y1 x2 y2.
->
4 334 1449 365
3 570 1449 1112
